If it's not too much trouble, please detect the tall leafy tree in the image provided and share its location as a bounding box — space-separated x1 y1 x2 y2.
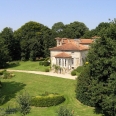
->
63 21 88 38
0 27 16 60
52 22 64 33
14 21 43 60
28 36 42 61
14 21 56 60
52 21 89 38
76 21 116 116
41 26 56 57
83 22 110 38
52 22 65 38
0 37 10 68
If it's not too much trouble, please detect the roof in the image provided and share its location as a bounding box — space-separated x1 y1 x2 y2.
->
79 39 93 44
50 42 88 51
54 52 71 58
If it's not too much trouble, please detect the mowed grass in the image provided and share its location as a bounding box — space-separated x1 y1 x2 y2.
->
6 61 49 72
0 72 103 116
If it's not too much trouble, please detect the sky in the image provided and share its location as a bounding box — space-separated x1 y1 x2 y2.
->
0 0 116 31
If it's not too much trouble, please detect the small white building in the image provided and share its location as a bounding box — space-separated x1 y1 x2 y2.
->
49 37 93 71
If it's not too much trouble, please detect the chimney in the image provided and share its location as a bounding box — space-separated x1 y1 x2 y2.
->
55 37 62 46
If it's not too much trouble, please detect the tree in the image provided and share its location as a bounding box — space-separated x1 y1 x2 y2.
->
17 91 31 116
83 22 110 38
52 22 64 33
76 65 93 106
0 27 16 60
14 21 43 60
76 21 116 116
41 26 56 57
0 37 10 68
52 22 65 38
14 21 56 60
63 21 88 38
28 36 42 61
83 29 96 38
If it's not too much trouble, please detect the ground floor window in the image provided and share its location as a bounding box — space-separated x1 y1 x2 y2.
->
72 58 74 65
65 59 66 66
59 58 61 65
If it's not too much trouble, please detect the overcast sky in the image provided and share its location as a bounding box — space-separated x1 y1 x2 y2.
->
0 0 116 31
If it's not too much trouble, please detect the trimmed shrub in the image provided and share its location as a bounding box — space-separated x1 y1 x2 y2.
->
0 70 15 79
7 61 20 67
43 61 50 66
39 61 44 66
45 68 50 72
31 94 65 107
71 70 76 76
76 66 84 73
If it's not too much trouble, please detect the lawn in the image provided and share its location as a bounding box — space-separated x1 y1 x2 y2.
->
0 72 103 116
6 61 50 72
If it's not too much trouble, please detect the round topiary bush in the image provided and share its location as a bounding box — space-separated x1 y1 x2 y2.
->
39 61 44 65
71 70 76 76
31 93 65 107
43 61 50 66
45 68 50 72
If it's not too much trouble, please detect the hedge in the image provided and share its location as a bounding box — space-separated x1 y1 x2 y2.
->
31 94 65 107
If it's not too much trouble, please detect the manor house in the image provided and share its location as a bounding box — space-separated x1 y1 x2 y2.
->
49 37 96 71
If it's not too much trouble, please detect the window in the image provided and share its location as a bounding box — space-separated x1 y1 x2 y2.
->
65 59 66 66
72 58 74 65
56 58 58 65
59 59 61 65
62 59 64 66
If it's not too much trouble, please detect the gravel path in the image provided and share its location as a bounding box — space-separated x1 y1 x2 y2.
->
7 69 77 80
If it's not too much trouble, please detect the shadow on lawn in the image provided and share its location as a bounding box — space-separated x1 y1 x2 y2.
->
0 81 26 105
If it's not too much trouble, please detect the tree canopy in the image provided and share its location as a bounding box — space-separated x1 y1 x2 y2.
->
0 36 10 68
83 22 110 38
76 21 116 116
52 21 88 38
14 21 56 60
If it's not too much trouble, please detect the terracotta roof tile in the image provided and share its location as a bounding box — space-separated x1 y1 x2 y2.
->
79 39 93 44
50 43 88 51
54 52 71 58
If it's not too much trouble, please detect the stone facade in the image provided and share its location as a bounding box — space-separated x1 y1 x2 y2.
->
50 50 88 70
50 37 93 72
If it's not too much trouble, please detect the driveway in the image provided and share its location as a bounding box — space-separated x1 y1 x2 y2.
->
7 69 77 80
